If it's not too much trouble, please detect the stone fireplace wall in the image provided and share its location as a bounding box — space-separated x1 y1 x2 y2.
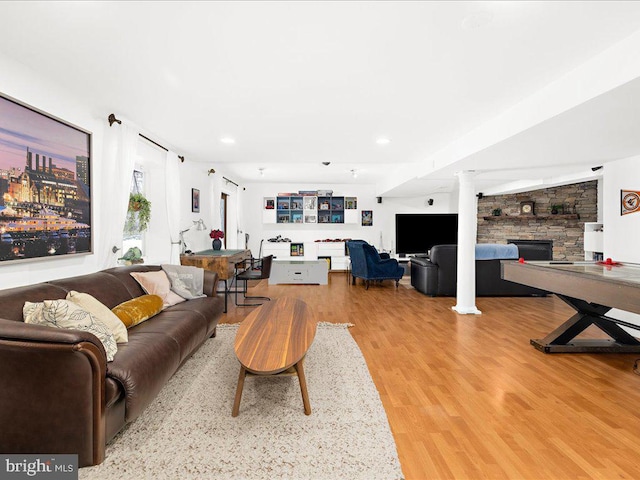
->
477 181 598 260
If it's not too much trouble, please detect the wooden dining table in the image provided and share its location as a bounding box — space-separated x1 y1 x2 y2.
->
180 249 251 312
232 297 317 417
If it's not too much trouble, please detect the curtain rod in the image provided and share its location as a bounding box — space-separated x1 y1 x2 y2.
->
223 176 239 187
108 113 184 162
139 133 168 152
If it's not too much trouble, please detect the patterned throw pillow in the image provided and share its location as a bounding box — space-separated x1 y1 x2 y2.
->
111 294 164 329
23 299 118 362
66 290 129 343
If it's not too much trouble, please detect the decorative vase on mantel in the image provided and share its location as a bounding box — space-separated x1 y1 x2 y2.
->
212 239 222 250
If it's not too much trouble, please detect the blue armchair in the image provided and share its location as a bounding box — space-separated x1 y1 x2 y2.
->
347 240 404 289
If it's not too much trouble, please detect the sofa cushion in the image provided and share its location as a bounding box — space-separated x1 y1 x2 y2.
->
0 283 68 322
130 310 208 363
130 271 186 308
23 299 118 362
106 331 181 421
112 295 164 329
49 272 138 310
66 291 129 343
475 243 518 260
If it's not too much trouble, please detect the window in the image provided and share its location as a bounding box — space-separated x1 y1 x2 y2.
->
122 169 145 255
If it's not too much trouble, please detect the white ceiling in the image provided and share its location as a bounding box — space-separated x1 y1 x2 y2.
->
2 1 640 196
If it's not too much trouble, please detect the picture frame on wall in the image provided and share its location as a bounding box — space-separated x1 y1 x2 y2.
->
621 189 640 215
264 197 275 209
192 188 200 213
361 210 373 226
0 92 92 264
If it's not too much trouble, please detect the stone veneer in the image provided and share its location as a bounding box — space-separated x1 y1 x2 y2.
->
477 181 598 261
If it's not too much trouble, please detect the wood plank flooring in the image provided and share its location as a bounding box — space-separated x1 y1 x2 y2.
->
221 273 640 480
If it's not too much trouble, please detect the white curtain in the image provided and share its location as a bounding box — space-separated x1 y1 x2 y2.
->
98 122 139 268
165 150 182 264
211 174 223 230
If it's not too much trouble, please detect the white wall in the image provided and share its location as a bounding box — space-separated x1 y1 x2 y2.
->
0 52 105 288
0 52 224 288
603 156 640 329
240 182 458 258
603 156 640 262
0 51 457 287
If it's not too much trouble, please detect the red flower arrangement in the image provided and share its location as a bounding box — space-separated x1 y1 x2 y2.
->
209 229 225 240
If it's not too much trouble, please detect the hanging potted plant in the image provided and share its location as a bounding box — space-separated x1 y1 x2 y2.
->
125 193 152 234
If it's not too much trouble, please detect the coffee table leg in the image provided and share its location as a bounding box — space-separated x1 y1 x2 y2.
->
295 359 311 415
232 366 246 417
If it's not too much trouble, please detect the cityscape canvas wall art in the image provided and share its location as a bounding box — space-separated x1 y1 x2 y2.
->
0 93 92 263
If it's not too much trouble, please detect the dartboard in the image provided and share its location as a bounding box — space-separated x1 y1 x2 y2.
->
623 192 640 211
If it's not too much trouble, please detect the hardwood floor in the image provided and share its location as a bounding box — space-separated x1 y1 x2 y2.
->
221 273 640 480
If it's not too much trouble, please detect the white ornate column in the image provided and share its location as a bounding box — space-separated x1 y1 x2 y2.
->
453 170 481 315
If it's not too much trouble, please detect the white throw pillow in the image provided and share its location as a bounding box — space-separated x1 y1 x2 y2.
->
23 299 118 362
66 291 128 343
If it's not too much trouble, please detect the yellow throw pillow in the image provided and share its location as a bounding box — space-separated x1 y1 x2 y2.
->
66 291 129 343
112 294 164 329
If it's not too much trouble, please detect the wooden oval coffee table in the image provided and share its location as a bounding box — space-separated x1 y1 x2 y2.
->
232 297 317 417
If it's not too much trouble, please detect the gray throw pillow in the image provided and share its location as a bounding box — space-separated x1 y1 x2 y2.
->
161 264 206 300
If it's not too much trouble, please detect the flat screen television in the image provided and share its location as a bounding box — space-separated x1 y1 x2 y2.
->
395 213 458 256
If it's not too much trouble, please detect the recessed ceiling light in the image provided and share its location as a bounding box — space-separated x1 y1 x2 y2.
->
220 137 235 144
376 138 390 145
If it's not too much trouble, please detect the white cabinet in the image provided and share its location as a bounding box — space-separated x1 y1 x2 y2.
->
344 209 359 224
584 222 604 260
317 241 348 271
262 241 318 260
262 242 291 259
262 241 348 271
269 260 329 285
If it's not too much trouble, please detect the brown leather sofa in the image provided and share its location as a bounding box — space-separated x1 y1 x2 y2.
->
0 264 224 467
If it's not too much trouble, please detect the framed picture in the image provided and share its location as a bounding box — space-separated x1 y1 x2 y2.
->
362 210 373 226
264 197 275 210
0 92 92 263
191 188 200 213
621 189 640 215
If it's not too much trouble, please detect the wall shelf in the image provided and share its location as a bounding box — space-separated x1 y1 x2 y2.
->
481 214 580 221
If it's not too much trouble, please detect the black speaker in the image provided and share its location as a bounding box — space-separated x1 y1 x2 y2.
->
376 197 382 204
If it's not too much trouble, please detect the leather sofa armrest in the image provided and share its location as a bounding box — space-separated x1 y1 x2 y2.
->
410 259 439 296
0 318 107 466
202 270 219 297
0 318 107 349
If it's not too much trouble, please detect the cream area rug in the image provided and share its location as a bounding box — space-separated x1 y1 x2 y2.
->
80 323 404 480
